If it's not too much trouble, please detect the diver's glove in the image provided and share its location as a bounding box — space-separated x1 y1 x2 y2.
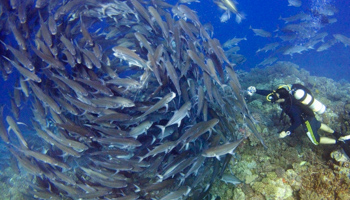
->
247 86 256 96
279 131 291 138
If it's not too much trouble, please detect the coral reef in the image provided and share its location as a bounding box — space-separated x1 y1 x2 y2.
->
211 62 350 199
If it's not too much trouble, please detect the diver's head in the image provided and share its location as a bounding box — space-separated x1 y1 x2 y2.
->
268 88 289 103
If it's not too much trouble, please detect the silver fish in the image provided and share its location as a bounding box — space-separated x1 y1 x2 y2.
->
39 12 52 47
148 6 168 38
157 101 192 135
53 75 89 97
221 173 242 185
138 92 176 119
80 14 94 46
112 46 150 70
283 45 308 56
48 13 57 35
177 4 201 26
164 60 181 95
12 145 70 169
138 141 176 162
129 120 153 138
159 186 191 200
131 0 155 30
19 77 29 97
29 82 61 114
316 39 336 52
288 0 301 7
256 42 280 53
333 34 350 47
60 35 76 56
1 41 34 71
35 127 81 157
180 0 200 3
75 78 113 96
0 106 9 143
45 128 88 152
93 137 142 149
31 46 65 70
8 148 43 176
250 26 272 37
9 20 26 50
223 37 247 49
187 50 211 74
2 56 41 83
202 137 245 160
134 32 154 54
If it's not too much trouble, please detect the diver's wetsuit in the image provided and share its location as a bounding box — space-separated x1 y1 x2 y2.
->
256 84 322 144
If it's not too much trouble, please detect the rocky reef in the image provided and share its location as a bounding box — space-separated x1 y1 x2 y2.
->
211 62 350 200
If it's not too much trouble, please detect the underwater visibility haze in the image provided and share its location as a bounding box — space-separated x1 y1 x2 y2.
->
0 0 350 199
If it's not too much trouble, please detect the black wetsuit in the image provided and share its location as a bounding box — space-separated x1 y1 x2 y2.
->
256 84 322 144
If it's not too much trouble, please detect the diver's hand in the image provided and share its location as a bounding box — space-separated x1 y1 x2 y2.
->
247 86 256 96
279 131 291 138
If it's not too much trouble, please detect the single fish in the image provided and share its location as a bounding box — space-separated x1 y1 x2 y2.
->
202 137 245 160
283 45 308 56
221 173 242 185
333 34 350 47
148 6 168 38
129 120 153 138
60 35 76 56
250 26 272 37
157 101 192 135
164 60 181 95
112 46 150 70
2 56 41 83
39 12 52 47
288 0 301 7
80 14 94 46
138 92 176 119
138 141 176 162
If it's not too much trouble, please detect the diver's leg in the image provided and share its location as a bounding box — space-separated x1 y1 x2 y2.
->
319 137 337 144
320 123 334 133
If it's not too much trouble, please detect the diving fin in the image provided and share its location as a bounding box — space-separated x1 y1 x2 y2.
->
339 140 350 159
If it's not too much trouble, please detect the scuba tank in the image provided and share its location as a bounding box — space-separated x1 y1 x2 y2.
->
293 88 326 114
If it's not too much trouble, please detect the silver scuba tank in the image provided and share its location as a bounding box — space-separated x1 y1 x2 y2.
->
293 89 326 114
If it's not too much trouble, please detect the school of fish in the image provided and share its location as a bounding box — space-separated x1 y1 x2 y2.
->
0 0 264 199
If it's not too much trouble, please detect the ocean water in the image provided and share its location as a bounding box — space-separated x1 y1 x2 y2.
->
0 1 348 115
170 0 350 81
0 0 349 199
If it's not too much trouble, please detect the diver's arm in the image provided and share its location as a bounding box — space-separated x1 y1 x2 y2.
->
256 89 273 96
285 106 303 133
280 105 303 138
247 86 272 96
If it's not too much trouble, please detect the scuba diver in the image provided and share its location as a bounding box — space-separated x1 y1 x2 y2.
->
247 84 350 156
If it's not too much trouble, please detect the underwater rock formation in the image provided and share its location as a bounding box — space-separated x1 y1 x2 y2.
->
210 63 350 199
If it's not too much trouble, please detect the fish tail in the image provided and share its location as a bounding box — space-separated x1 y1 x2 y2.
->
156 125 166 136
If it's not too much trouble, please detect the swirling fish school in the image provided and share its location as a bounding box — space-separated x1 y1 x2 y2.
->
0 0 262 199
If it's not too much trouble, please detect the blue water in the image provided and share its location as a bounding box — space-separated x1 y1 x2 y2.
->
0 1 348 135
0 1 348 107
0 1 349 198
170 0 350 81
